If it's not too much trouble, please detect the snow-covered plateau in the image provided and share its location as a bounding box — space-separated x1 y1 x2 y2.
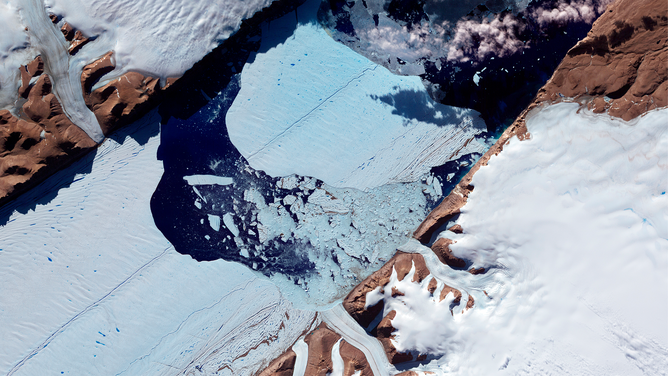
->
377 103 667 375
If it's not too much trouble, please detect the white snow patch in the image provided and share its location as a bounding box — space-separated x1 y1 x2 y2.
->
395 104 668 375
292 338 308 376
331 338 344 376
0 1 34 110
43 0 276 79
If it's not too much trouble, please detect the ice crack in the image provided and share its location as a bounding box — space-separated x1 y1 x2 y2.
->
247 65 378 159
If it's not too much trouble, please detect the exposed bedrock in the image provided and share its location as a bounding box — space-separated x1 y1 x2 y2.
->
414 0 667 245
0 56 96 206
81 51 175 136
21 0 104 142
342 251 467 365
536 0 667 120
259 323 372 376
49 15 91 55
258 349 297 376
1 0 305 209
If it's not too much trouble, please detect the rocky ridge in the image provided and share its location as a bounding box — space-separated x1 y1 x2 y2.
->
0 19 171 206
0 55 96 206
258 323 373 376
414 0 667 243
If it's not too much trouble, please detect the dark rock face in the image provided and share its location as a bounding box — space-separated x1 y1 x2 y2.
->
258 323 373 376
0 56 97 207
431 237 466 268
81 52 175 136
258 350 297 376
342 251 466 365
536 0 667 120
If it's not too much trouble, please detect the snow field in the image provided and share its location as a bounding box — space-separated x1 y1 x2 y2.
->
43 0 276 80
395 103 668 375
0 1 34 110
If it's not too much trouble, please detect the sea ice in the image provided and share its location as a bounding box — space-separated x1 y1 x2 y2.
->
226 0 487 191
0 112 311 375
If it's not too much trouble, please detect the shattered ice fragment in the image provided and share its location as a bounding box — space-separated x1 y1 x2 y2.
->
277 175 299 190
283 195 297 206
308 189 349 214
223 213 239 237
257 224 269 244
183 174 233 186
433 178 442 197
207 214 221 232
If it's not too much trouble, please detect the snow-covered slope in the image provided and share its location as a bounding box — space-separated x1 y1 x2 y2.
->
0 2 32 110
43 0 276 80
371 103 667 375
226 0 487 191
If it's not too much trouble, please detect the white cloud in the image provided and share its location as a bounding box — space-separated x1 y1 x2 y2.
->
446 14 525 62
532 0 613 27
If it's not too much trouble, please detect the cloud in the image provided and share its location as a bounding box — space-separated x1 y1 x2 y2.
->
532 0 613 27
360 22 448 62
446 14 525 62
329 0 614 69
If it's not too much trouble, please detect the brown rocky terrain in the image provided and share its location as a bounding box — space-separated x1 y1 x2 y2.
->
0 56 97 206
51 16 91 55
0 18 173 206
536 0 667 120
80 51 176 135
414 0 667 244
342 251 467 365
258 349 296 376
258 323 372 376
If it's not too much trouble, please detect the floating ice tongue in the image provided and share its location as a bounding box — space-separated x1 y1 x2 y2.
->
226 0 487 191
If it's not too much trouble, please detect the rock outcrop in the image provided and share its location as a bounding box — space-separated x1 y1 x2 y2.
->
0 48 170 205
536 0 667 120
258 323 372 376
81 51 176 135
343 252 466 365
257 350 297 376
0 56 97 206
414 0 666 245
